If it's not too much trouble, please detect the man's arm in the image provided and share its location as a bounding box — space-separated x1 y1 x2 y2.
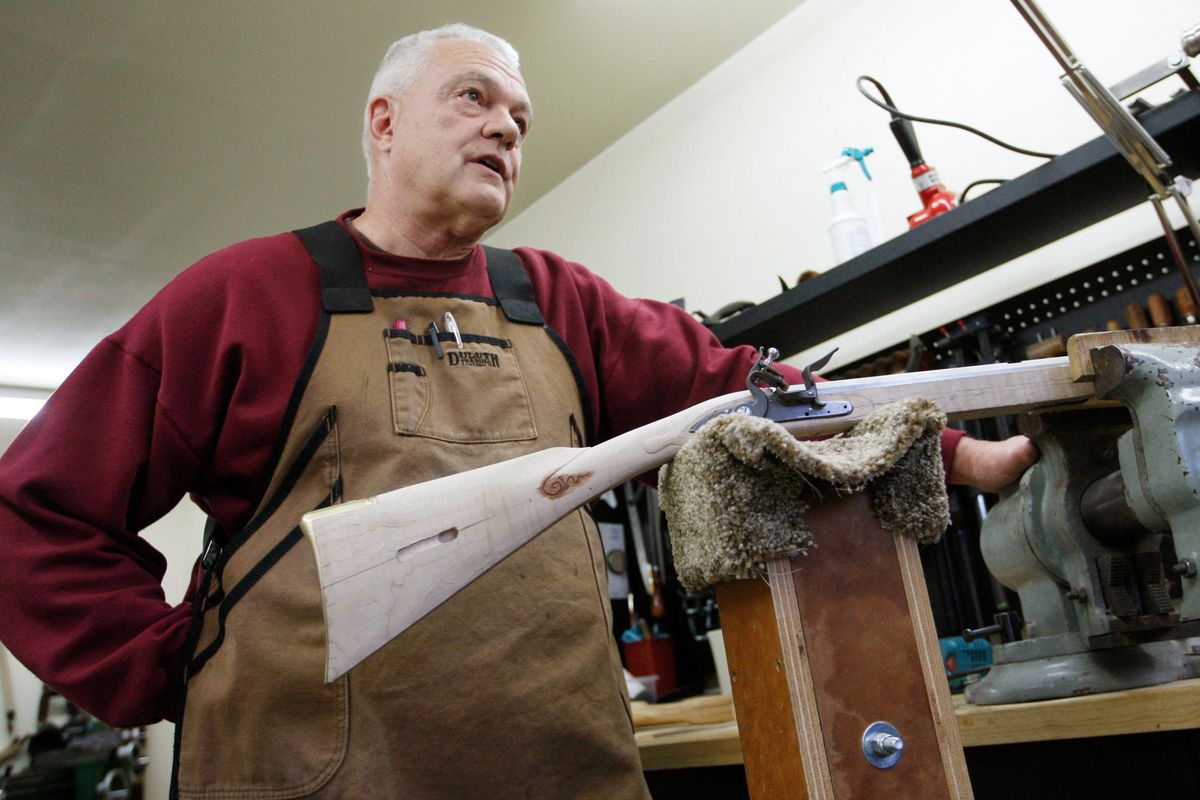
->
517 250 1029 492
0 234 323 726
0 339 199 726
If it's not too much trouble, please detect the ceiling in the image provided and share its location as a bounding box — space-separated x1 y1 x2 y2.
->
0 1 808 393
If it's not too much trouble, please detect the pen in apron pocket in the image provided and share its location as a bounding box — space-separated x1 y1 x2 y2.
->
443 312 463 349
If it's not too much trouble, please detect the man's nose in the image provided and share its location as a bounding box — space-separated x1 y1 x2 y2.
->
482 111 520 149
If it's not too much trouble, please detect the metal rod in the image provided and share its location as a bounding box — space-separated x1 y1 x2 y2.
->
1170 189 1200 309
1151 194 1200 310
1059 65 1171 195
1077 67 1172 173
1009 0 1078 72
1171 186 1200 247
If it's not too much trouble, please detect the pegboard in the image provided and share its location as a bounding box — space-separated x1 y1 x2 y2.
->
983 229 1198 356
835 227 1200 374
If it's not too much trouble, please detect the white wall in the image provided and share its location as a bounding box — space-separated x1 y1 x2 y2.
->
491 0 1200 370
0 420 200 799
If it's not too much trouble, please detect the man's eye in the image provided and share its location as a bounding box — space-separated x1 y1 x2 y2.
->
515 118 528 135
464 89 481 103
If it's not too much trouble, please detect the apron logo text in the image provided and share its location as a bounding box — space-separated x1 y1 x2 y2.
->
447 351 501 368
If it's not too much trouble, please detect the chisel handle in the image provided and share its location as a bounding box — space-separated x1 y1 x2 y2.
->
1147 293 1174 327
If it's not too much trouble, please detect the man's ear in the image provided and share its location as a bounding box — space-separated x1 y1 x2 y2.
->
367 96 395 152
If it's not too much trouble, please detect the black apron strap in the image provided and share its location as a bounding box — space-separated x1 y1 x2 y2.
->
293 221 374 313
484 245 544 325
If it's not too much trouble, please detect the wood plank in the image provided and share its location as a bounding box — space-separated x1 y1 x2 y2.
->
767 558 834 799
631 694 734 728
953 677 1200 746
785 493 966 800
716 577 810 799
896 534 973 798
635 721 744 771
1066 325 1200 382
636 678 1200 771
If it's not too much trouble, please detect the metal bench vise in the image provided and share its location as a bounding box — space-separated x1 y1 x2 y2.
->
970 341 1200 704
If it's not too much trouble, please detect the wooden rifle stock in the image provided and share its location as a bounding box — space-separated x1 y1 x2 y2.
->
302 356 1091 681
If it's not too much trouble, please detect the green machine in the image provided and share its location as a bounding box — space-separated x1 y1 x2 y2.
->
970 341 1200 704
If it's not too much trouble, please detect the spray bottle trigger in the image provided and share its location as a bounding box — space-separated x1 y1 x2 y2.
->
841 146 875 181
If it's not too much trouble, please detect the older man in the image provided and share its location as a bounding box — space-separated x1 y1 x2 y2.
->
0 24 1032 799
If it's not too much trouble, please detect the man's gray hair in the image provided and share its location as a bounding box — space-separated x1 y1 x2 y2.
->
362 24 521 179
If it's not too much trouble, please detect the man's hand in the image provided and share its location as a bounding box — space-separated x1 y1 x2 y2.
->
949 435 1038 493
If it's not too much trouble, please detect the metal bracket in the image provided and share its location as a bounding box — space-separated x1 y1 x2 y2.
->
1108 51 1197 101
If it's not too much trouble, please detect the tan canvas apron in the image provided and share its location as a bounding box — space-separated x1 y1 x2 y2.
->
172 222 649 799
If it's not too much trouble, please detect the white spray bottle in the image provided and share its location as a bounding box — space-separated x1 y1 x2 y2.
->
822 147 881 265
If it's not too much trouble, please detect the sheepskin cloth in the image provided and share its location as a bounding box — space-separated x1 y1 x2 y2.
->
659 397 950 593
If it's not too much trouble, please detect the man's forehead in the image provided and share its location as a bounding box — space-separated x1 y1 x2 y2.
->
430 40 528 97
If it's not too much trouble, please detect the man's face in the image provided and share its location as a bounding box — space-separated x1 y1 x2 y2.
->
377 39 531 231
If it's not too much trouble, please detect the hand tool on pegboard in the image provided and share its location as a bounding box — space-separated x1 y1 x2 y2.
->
1148 292 1175 327
1124 301 1151 330
1175 286 1199 323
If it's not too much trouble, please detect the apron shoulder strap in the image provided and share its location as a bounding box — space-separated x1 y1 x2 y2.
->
293 221 374 313
483 246 544 325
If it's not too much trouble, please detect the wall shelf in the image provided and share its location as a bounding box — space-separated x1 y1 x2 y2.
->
712 91 1200 356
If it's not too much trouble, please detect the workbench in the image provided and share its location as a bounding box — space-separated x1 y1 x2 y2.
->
637 680 1200 798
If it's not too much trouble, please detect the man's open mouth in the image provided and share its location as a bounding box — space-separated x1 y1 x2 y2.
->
475 156 503 176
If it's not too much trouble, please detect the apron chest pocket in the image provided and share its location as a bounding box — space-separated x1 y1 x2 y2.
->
384 329 538 443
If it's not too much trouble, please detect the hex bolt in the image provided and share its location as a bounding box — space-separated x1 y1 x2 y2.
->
868 733 904 758
1173 559 1197 578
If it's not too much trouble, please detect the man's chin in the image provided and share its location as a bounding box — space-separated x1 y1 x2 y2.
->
460 192 510 229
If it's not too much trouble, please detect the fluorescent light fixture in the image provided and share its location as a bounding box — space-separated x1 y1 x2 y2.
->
0 397 46 421
0 387 53 421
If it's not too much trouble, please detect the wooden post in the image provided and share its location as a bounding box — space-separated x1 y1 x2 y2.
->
716 491 972 800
